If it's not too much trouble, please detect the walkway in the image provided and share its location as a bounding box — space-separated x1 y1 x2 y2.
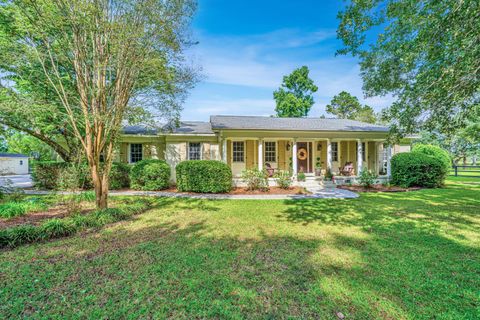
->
24 187 359 200
0 174 33 188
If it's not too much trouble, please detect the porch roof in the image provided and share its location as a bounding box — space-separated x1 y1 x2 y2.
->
210 115 389 132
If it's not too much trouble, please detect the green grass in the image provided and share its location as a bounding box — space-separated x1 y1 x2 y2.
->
0 197 49 218
1 178 479 319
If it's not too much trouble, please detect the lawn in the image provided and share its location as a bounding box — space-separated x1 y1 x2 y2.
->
1 178 479 319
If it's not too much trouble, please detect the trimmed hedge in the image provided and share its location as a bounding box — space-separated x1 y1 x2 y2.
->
391 152 447 188
32 161 69 189
176 160 232 193
109 162 131 190
130 159 170 191
412 144 451 171
32 161 131 190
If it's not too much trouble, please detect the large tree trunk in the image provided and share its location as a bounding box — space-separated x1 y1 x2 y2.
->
91 165 109 209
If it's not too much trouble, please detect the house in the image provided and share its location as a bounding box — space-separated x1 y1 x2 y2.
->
117 115 412 184
0 153 29 175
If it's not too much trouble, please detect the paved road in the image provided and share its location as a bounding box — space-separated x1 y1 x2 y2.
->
0 174 33 188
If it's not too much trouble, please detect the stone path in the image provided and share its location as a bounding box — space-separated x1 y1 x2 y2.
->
23 187 359 200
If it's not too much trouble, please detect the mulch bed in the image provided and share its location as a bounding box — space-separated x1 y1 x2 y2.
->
0 207 93 230
337 184 421 193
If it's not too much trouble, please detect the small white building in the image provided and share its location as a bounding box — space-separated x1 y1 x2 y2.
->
0 153 29 175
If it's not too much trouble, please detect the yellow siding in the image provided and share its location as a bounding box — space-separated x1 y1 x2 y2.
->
246 140 255 169
119 143 128 163
227 140 232 165
278 140 286 170
202 143 211 160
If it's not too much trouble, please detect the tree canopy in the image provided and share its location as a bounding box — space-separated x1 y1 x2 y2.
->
0 0 197 162
337 0 480 137
325 91 376 123
274 66 318 117
0 0 197 208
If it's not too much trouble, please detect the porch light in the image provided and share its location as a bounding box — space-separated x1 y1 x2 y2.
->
286 143 290 151
317 143 322 151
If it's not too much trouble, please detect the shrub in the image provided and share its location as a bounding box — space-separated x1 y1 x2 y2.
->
412 144 451 172
275 170 292 189
241 168 269 191
176 160 232 193
358 168 377 188
391 152 447 188
0 199 48 218
32 161 69 189
0 225 40 247
40 219 76 239
130 160 170 191
109 162 131 190
297 172 306 182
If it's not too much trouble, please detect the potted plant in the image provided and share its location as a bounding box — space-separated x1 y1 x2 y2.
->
324 168 333 181
314 157 322 176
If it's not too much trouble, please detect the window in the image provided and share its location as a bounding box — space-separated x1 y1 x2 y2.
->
188 142 202 160
19 160 23 166
130 144 143 163
331 142 338 162
264 141 276 162
232 141 244 162
362 142 366 162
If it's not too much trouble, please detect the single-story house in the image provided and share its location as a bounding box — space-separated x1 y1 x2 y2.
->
0 153 29 175
117 115 412 184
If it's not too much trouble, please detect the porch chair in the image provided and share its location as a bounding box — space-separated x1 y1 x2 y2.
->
340 162 355 176
265 163 275 177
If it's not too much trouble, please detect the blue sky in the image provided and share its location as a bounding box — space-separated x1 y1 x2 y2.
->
182 0 392 121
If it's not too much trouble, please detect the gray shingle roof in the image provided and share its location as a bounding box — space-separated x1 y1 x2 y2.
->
210 115 389 132
170 121 214 134
0 153 28 158
122 121 213 135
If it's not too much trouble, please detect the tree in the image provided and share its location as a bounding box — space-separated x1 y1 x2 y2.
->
2 0 197 208
337 0 480 137
325 91 377 123
274 66 318 117
5 131 56 161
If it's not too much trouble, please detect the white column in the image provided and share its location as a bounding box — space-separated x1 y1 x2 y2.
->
357 139 363 174
222 138 227 163
258 139 263 171
326 139 332 171
292 139 298 176
386 145 392 176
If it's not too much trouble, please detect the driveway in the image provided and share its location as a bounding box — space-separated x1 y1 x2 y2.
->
0 174 33 188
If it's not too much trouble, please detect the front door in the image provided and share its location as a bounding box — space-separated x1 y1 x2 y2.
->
297 142 312 173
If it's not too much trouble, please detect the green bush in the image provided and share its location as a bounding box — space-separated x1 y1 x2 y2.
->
412 144 451 172
0 199 48 218
241 168 269 191
32 161 69 189
109 162 131 190
0 199 152 249
130 159 170 190
176 160 232 193
391 152 447 188
274 170 292 189
358 168 377 188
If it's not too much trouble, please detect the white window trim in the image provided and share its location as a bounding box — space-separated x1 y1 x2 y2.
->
231 140 245 163
188 142 203 160
129 143 143 164
264 140 277 163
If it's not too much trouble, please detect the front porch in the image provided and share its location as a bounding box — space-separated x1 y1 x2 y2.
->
220 138 393 180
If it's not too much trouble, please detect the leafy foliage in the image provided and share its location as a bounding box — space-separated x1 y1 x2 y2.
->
32 161 69 190
0 198 151 248
358 168 377 188
337 0 480 136
412 144 451 172
108 163 131 190
326 91 377 123
274 170 292 189
176 160 232 193
241 168 269 191
274 66 318 117
0 199 48 218
391 152 447 188
130 160 170 191
297 172 306 182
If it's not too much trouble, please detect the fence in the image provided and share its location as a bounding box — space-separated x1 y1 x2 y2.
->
451 165 480 178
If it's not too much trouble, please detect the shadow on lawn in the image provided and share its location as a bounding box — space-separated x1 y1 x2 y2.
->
1 195 479 319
